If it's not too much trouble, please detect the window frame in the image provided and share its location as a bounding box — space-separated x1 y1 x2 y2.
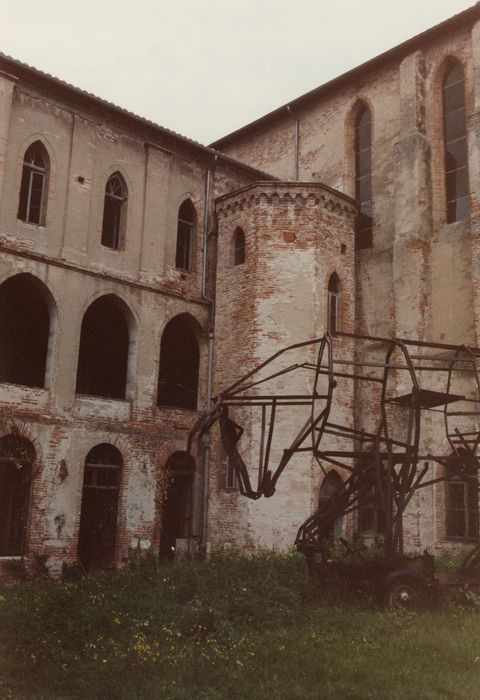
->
175 200 195 272
17 141 49 226
445 475 479 540
101 173 127 251
353 103 373 250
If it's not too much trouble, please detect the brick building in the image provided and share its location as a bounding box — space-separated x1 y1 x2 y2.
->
0 4 480 575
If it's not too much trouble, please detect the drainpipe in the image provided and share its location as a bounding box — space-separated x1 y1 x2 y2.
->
200 156 217 552
287 105 300 181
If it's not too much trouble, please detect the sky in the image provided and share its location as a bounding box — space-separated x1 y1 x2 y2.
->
0 0 476 145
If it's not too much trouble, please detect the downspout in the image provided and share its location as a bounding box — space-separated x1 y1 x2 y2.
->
201 155 217 551
287 105 299 181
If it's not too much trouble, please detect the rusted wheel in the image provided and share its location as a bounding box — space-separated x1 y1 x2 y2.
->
385 576 423 610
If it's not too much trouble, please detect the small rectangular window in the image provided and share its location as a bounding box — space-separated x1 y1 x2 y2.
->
446 477 479 539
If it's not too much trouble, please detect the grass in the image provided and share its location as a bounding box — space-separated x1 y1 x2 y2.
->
0 553 479 699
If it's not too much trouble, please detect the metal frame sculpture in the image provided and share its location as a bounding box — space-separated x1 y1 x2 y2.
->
189 331 480 560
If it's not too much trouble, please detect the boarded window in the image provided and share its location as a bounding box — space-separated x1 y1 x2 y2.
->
354 105 373 250
327 273 340 334
175 200 195 271
233 227 246 266
157 314 199 409
443 62 469 223
0 274 52 388
0 435 35 556
446 476 478 538
17 141 49 225
75 295 131 399
78 444 122 571
101 173 127 249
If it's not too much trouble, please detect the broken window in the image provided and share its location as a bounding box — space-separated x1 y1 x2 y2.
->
17 141 49 225
446 475 478 539
354 104 373 250
157 314 199 409
160 451 195 559
175 200 195 271
443 62 469 223
78 444 122 571
101 173 127 249
233 227 246 266
0 273 53 388
0 435 35 556
75 295 131 400
327 273 340 334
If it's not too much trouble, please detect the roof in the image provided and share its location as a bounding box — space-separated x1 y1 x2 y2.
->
0 51 274 182
210 2 480 149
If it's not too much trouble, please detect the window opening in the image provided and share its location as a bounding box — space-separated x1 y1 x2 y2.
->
78 444 122 571
75 295 130 399
358 482 386 534
175 200 195 271
18 141 49 225
327 273 340 334
160 452 195 559
354 105 373 250
157 314 199 409
0 274 51 388
101 173 127 249
0 435 35 556
233 227 246 266
225 455 236 490
446 475 478 538
318 470 344 537
443 62 469 223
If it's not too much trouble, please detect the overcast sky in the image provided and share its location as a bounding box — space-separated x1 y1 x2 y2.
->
0 0 475 144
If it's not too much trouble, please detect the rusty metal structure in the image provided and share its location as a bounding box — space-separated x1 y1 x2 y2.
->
190 331 480 563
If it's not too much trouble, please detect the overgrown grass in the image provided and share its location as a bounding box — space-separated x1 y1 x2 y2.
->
0 553 479 699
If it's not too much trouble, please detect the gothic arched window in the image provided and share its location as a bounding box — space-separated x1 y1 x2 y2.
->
157 314 199 409
18 141 49 225
175 200 195 271
101 173 127 249
233 227 246 266
443 62 469 223
354 104 373 250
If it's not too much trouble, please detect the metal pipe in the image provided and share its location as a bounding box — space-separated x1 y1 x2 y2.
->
287 105 299 181
200 157 217 552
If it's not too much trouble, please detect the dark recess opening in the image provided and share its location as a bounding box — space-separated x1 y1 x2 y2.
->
160 451 195 559
157 314 199 409
78 443 122 571
0 274 51 387
0 435 35 556
76 295 130 399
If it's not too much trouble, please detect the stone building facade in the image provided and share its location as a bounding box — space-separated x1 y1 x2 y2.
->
0 4 480 575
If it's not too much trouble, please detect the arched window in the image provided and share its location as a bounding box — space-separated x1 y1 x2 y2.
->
157 314 199 409
0 274 54 388
327 273 341 334
101 173 127 250
354 104 373 250
233 227 246 266
443 62 469 223
17 141 49 225
175 200 195 271
78 444 122 571
0 435 35 556
160 451 195 559
76 295 132 399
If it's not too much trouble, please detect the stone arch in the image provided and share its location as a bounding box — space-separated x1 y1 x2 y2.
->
0 272 58 388
157 313 200 409
75 294 137 400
